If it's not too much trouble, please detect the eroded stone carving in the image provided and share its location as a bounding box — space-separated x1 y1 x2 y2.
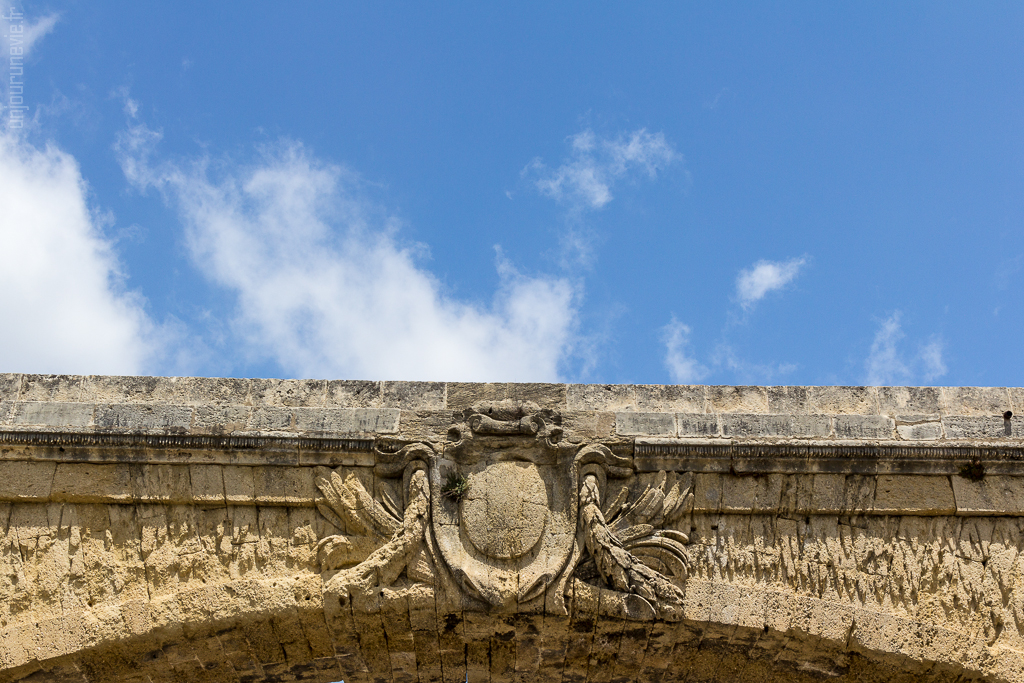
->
314 401 692 620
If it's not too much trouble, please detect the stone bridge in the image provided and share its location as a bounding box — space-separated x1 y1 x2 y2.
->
1 375 1023 682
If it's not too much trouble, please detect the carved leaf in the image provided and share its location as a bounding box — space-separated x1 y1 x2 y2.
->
315 469 402 540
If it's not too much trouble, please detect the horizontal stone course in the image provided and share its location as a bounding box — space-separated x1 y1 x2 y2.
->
0 377 1020 448
720 414 831 438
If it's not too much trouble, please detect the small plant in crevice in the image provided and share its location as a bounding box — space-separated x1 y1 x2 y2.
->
958 458 986 482
441 472 470 502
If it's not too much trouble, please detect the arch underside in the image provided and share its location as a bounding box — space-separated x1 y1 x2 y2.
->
0 578 996 683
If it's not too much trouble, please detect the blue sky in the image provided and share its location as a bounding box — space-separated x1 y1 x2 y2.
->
1 2 1022 386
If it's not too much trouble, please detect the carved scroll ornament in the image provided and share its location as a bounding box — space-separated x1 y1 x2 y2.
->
312 401 693 620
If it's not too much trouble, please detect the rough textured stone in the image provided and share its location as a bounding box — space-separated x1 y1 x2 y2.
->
877 386 941 416
615 411 675 436
82 374 190 404
708 385 768 414
382 381 445 409
13 401 94 428
896 421 943 441
252 378 326 407
720 413 830 438
635 385 706 413
94 403 193 431
566 383 635 411
0 376 1022 683
834 414 894 439
942 415 1010 439
808 386 877 414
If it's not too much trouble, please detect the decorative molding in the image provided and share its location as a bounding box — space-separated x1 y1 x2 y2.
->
314 402 693 621
0 428 374 454
635 439 1024 475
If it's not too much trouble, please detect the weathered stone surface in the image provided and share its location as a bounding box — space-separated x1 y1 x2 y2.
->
0 376 1023 683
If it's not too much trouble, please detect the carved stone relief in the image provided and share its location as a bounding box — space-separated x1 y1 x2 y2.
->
314 401 693 620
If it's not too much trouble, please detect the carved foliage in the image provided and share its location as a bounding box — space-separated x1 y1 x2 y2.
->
313 402 692 619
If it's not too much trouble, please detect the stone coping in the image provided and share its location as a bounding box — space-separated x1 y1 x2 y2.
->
0 375 1020 442
0 374 1021 415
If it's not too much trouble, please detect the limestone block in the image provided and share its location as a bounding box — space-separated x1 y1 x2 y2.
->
808 386 878 415
873 475 955 515
94 404 192 431
0 374 20 402
942 416 1010 439
12 401 94 428
896 421 943 440
321 408 401 434
810 474 845 513
130 464 193 504
635 385 706 413
834 414 894 439
507 383 567 410
951 475 1024 515
326 379 381 407
252 465 315 505
693 473 723 513
766 386 811 414
248 407 294 431
252 378 326 407
224 466 256 504
185 377 251 405
17 374 80 402
878 386 941 416
720 413 830 438
842 475 876 513
561 411 615 440
0 400 11 426
566 383 635 411
447 382 506 410
0 461 55 500
398 410 454 441
718 476 754 514
192 405 250 433
52 463 132 503
81 375 189 404
382 381 445 409
1008 387 1024 418
708 385 768 414
940 386 1010 416
615 412 675 437
676 413 719 437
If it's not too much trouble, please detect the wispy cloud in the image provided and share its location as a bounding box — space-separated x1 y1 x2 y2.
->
711 343 797 384
115 118 580 381
0 3 59 58
735 257 806 310
0 130 155 373
864 311 947 385
662 318 708 383
919 338 947 382
524 128 679 211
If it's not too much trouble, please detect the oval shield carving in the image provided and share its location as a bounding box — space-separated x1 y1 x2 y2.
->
461 461 548 560
430 454 576 610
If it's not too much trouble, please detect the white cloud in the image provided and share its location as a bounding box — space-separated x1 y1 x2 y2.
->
919 338 947 382
0 131 155 373
864 313 909 385
524 128 679 210
0 4 59 58
735 257 806 310
710 342 796 384
863 312 947 385
662 318 707 383
116 123 579 381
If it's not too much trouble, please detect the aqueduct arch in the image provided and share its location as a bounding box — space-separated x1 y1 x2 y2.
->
0 375 1023 682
